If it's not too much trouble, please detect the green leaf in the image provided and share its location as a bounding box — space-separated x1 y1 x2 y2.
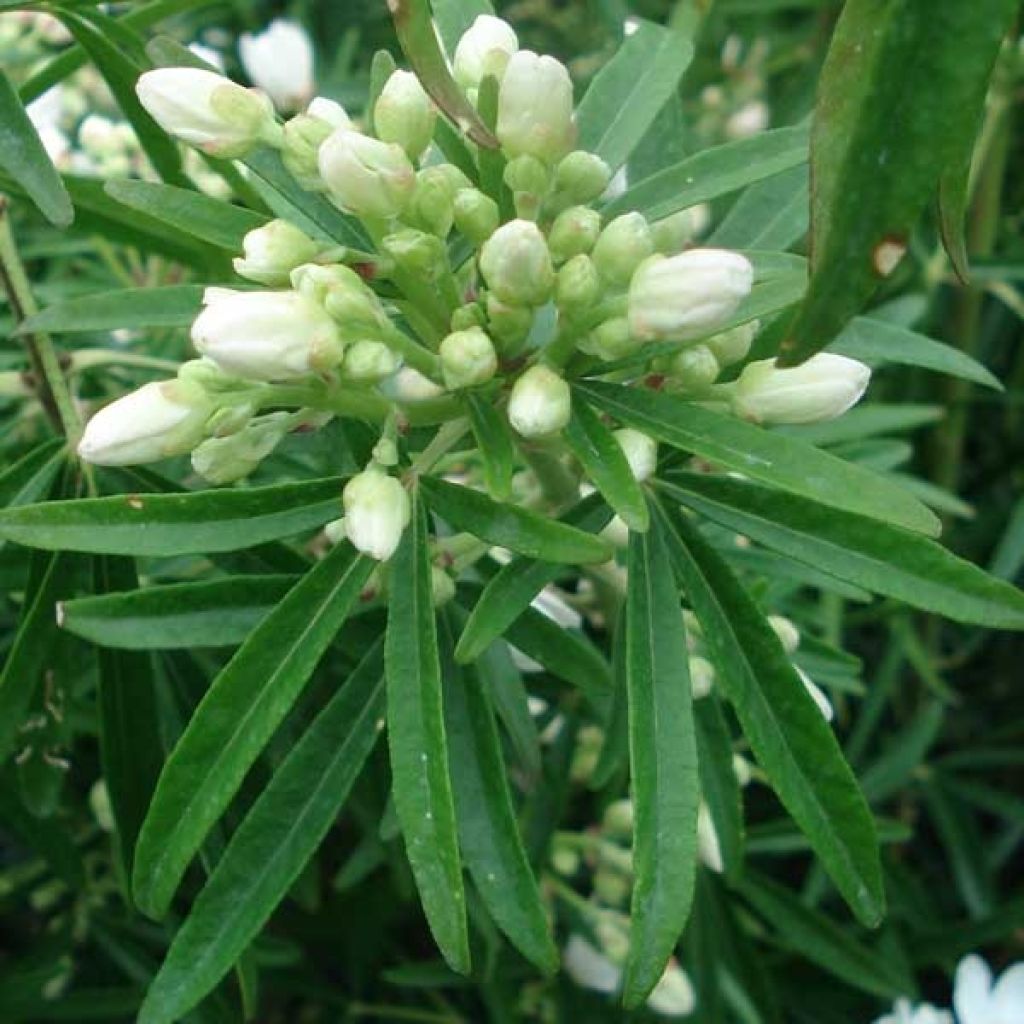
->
454 494 612 662
18 285 204 335
656 502 884 926
440 617 558 973
465 392 515 501
564 393 648 532
0 71 73 226
661 472 1024 631
137 644 385 1024
590 612 629 790
828 316 1002 390
576 379 938 536
420 477 613 564
622 514 698 1006
58 575 297 649
387 491 469 973
131 543 373 917
709 165 809 252
0 478 345 557
576 18 695 172
781 0 1018 362
604 125 809 222
105 179 268 252
775 404 943 448
694 696 744 881
0 441 66 555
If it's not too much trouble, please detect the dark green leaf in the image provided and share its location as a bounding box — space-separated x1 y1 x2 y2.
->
0 441 66 555
465 392 515 501
694 696 744 881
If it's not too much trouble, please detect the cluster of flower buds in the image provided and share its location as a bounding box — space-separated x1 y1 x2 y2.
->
77 14 872 567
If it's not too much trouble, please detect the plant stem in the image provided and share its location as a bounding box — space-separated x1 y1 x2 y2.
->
0 197 81 442
408 417 470 476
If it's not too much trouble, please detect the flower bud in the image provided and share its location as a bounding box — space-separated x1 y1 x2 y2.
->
497 51 576 165
486 295 533 351
768 615 800 654
688 655 715 699
508 364 570 438
503 153 550 196
342 466 411 561
647 960 697 1017
628 249 753 342
439 327 498 389
592 213 654 286
731 353 870 425
564 936 622 995
431 566 456 608
669 344 719 393
555 150 611 204
613 428 657 482
341 340 401 383
318 128 416 219
191 412 290 484
135 68 276 158
697 801 724 873
651 204 710 253
191 288 345 380
381 228 445 279
602 799 634 840
454 15 518 89
797 667 834 722
593 868 631 907
383 366 445 403
479 219 554 306
453 188 499 245
239 20 314 112
706 319 758 368
374 70 436 161
547 206 601 264
280 99 349 189
78 380 211 466
233 219 322 286
555 254 599 314
450 301 486 332
579 316 637 362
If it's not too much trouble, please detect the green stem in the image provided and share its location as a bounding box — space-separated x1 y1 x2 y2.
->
383 320 443 380
543 297 628 370
408 417 470 476
0 197 81 442
69 350 182 375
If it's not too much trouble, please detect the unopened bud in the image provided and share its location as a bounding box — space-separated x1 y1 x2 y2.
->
486 295 533 351
191 412 290 484
628 249 753 342
504 153 550 217
453 188 499 245
233 219 322 286
381 228 444 278
77 379 211 466
453 15 519 89
451 301 486 332
706 319 758 368
555 150 611 204
318 128 416 219
479 219 554 306
613 428 657 482
593 868 630 907
374 70 436 161
547 206 601 264
383 366 445 403
508 364 570 437
341 340 400 383
239 20 314 112
768 615 800 654
439 327 498 389
592 213 654 287
191 288 345 379
697 802 724 873
135 68 276 158
651 204 711 253
602 799 634 840
648 961 696 1017
280 102 346 189
555 254 599 314
431 566 456 607
797 667 834 722
497 51 576 165
342 466 411 561
731 354 870 425
669 344 720 393
688 655 715 699
579 316 637 362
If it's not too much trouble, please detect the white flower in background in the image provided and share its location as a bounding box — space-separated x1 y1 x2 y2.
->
697 801 724 873
342 467 411 561
613 428 658 482
136 68 276 157
647 960 697 1017
318 128 417 219
796 666 833 722
497 51 576 165
731 353 871 425
872 999 952 1024
188 42 225 71
453 14 519 89
27 86 70 166
954 954 1024 1024
726 99 769 140
508 365 571 438
239 19 314 111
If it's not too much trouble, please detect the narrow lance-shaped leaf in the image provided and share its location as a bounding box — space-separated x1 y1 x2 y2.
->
655 501 884 926
386 490 470 973
622 513 699 1006
694 696 744 882
132 543 374 917
18 284 204 335
465 392 515 501
137 643 386 1024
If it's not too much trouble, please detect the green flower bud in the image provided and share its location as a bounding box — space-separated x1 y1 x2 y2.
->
555 150 612 204
439 327 498 389
508 364 570 437
381 228 445 278
706 319 759 368
688 655 715 699
191 412 290 484
547 205 601 264
451 301 487 332
479 219 554 306
406 173 454 237
602 799 634 840
290 262 365 303
431 566 456 608
670 344 720 393
280 97 350 188
555 254 599 314
593 868 630 908
613 427 657 482
341 340 401 383
503 153 550 196
579 316 637 362
592 212 654 286
233 219 322 286
452 188 499 245
318 128 416 219
651 204 710 253
486 295 534 351
373 69 436 161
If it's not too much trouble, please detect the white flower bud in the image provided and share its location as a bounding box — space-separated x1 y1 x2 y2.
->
669 344 720 393
77 380 211 466
688 655 715 699
602 799 634 839
592 213 654 286
341 340 401 383
768 615 800 654
731 353 871 425
191 288 345 380
797 667 834 722
318 128 416 219
135 68 276 158
342 467 411 561
439 327 498 389
651 204 711 253
706 319 759 368
479 219 554 306
374 70 436 161
613 428 657 482
280 102 345 189
238 20 314 112
697 801 724 873
508 364 570 438
726 99 769 140
453 15 518 89
232 220 322 286
564 936 621 995
383 366 446 403
496 51 576 165
628 249 753 342
647 960 697 1017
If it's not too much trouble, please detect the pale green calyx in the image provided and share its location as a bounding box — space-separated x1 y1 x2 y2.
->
670 344 720 393
191 412 292 484
439 327 498 389
479 219 554 307
508 364 571 438
706 319 759 368
374 69 437 161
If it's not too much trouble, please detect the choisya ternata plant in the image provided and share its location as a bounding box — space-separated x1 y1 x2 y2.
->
3 9 1024 1024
